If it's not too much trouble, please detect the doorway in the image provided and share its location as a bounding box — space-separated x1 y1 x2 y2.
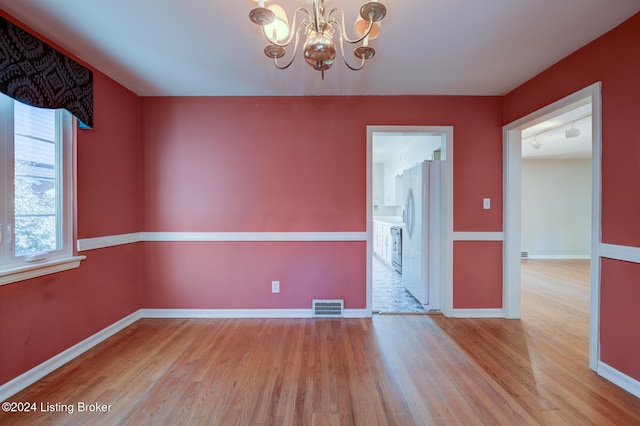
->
366 126 454 316
503 83 602 370
520 97 593 262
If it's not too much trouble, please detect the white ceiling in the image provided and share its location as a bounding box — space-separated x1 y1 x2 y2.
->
1 1 639 97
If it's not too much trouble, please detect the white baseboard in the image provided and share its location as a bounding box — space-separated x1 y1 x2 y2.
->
598 361 640 398
524 255 591 260
141 309 368 319
451 308 505 318
0 310 141 402
343 309 368 318
141 309 312 318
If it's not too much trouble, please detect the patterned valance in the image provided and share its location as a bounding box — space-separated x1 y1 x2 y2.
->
0 15 93 128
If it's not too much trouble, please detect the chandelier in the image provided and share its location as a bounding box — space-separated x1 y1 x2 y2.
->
249 0 387 79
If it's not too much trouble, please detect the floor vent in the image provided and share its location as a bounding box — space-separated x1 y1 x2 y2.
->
312 299 344 318
521 251 529 258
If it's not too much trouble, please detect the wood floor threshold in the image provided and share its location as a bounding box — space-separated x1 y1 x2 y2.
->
375 311 443 316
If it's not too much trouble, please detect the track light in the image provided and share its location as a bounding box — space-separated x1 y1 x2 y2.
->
565 121 581 138
529 136 541 150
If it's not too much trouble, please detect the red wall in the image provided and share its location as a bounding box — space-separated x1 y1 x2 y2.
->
141 96 503 310
504 13 640 381
142 242 365 309
600 258 640 379
77 72 142 238
454 241 503 308
0 12 142 386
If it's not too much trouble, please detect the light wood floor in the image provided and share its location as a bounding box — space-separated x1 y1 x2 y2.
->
2 260 639 425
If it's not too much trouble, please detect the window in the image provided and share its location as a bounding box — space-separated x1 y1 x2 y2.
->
0 92 82 285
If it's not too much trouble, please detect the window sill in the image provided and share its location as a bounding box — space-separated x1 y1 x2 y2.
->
0 255 86 286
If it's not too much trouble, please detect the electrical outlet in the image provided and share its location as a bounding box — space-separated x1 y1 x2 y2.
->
271 280 280 293
483 198 491 210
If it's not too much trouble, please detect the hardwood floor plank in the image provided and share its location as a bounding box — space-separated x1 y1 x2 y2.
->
1 260 639 425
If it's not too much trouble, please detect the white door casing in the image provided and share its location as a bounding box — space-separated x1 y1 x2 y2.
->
502 82 602 370
366 126 454 317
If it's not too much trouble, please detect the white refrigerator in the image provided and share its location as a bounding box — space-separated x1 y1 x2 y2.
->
401 160 441 309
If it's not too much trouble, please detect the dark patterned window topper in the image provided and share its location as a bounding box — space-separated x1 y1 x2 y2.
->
0 16 93 128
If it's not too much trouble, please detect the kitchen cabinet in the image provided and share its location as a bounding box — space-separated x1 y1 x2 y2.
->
383 227 392 264
373 218 399 267
373 222 383 259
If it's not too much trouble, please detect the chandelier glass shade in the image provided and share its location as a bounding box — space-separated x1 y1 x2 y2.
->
249 0 387 79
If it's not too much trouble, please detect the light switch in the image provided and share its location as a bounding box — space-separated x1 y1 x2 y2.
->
483 198 491 210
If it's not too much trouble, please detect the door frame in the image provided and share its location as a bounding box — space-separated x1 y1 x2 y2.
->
502 82 602 370
366 126 454 317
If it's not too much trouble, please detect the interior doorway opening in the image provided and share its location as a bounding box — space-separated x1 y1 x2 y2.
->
520 96 592 262
520 97 593 367
503 82 601 370
366 126 454 316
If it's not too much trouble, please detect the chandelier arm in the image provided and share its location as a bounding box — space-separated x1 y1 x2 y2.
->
312 0 322 32
334 22 366 71
261 7 312 47
328 8 373 44
272 21 307 70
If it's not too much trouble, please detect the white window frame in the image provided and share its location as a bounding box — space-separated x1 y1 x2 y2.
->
0 94 84 286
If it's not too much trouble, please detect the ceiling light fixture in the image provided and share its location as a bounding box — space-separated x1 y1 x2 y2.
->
249 0 387 79
529 135 541 150
565 121 581 138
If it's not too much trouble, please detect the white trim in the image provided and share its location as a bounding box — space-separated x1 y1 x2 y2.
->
141 231 366 242
453 232 504 241
366 132 373 317
77 232 142 251
365 126 454 318
451 308 505 318
525 254 591 260
76 232 368 252
0 104 77 287
589 84 604 373
140 309 368 319
343 309 368 318
0 255 86 286
600 243 640 263
503 125 522 319
441 129 455 317
142 309 312 318
0 310 140 401
503 82 602 369
598 361 640 398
